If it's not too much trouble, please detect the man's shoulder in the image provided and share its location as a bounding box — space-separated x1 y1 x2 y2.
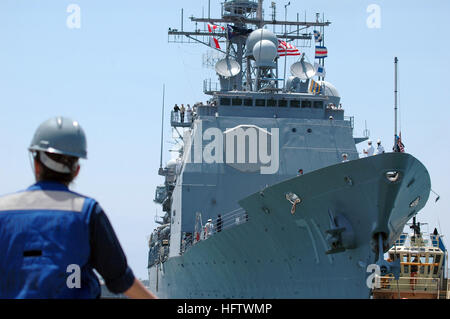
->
0 188 95 213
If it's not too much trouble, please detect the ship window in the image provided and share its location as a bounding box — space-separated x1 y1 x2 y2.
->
220 98 231 106
313 101 323 109
420 265 425 274
244 99 253 106
267 99 277 107
403 265 409 273
435 255 441 264
433 265 439 275
278 100 287 107
255 99 266 107
290 100 300 108
301 100 312 108
232 98 242 106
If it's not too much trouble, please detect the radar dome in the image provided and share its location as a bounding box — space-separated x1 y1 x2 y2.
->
253 40 277 67
245 29 278 58
317 81 340 97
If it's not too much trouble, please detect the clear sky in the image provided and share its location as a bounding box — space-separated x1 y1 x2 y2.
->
0 0 449 280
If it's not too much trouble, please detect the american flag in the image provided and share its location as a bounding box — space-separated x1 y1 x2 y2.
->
398 132 405 153
393 133 405 152
278 40 300 57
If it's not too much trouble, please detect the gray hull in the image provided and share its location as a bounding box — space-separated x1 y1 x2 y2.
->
149 153 430 298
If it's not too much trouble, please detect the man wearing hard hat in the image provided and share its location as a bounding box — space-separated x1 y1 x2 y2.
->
0 117 157 299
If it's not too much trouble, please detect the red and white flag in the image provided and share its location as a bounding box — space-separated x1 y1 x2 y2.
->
209 37 221 49
207 23 225 33
278 40 300 57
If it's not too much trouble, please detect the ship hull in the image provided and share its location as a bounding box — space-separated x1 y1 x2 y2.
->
149 153 430 298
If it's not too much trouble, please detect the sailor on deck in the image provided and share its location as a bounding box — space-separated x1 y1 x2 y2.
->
376 139 385 155
180 104 186 123
0 117 157 299
173 104 180 121
186 104 192 122
363 140 374 157
204 218 215 238
342 153 349 162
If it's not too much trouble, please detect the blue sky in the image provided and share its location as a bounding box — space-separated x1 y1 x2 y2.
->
0 0 449 280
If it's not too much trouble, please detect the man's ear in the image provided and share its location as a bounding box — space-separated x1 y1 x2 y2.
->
34 158 41 179
73 164 80 178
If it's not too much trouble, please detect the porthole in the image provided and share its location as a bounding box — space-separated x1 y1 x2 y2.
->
386 171 401 182
307 128 312 133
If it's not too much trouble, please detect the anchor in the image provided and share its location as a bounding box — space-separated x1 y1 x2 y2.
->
325 209 356 254
375 233 401 280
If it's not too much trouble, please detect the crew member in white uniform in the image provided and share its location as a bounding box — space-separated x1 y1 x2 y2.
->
204 218 215 239
363 140 374 157
342 153 349 162
376 139 385 155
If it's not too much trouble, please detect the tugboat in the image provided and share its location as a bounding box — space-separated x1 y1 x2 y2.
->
147 0 432 298
372 218 448 299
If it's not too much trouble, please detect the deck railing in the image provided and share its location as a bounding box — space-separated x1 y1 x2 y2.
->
373 275 441 298
180 207 249 254
171 110 193 127
447 272 450 299
203 79 220 93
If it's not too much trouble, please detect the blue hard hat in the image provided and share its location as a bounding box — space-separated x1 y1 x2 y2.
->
29 117 87 159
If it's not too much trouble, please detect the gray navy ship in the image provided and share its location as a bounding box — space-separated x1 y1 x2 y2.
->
147 0 431 298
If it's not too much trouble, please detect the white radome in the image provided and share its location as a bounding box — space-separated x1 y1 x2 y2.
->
253 40 277 67
245 28 278 57
317 81 340 97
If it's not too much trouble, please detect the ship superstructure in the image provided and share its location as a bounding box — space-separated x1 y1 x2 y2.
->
147 0 432 298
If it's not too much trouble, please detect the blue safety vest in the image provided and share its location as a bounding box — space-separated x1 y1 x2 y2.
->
0 181 101 299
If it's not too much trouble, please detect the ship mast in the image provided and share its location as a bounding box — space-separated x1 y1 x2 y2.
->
394 57 398 145
167 0 331 93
